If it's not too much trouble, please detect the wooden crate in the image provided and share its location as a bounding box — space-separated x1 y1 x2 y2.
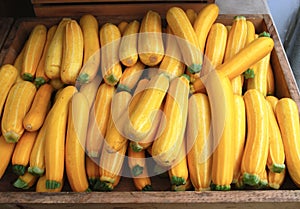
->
0 3 300 208
31 0 214 17
0 17 14 65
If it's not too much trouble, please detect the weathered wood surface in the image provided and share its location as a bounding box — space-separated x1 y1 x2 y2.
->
0 17 14 65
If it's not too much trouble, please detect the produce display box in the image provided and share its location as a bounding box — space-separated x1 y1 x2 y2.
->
0 17 14 65
1 1 300 208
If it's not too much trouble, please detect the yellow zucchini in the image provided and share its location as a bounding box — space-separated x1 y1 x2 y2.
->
275 98 300 187
34 25 57 87
192 36 274 93
201 23 227 76
241 89 269 186
49 78 65 90
14 41 26 83
166 7 202 73
44 85 78 189
185 9 197 25
0 135 15 179
224 16 247 95
246 32 272 96
61 20 84 85
79 74 101 109
268 169 286 189
45 18 71 79
119 20 140 67
28 116 49 176
168 141 189 187
23 83 53 132
158 26 185 80
123 73 169 142
205 71 234 190
246 20 256 45
100 23 122 86
0 64 18 117
151 75 189 167
138 10 164 66
65 92 90 192
85 156 100 188
266 62 275 96
99 140 127 186
118 61 145 93
266 95 278 111
232 95 246 184
104 90 132 153
117 21 128 35
12 131 38 176
186 93 212 191
22 24 47 81
13 171 38 190
266 100 285 173
77 14 100 84
36 174 63 192
193 3 219 54
86 83 115 158
2 81 36 143
128 146 152 191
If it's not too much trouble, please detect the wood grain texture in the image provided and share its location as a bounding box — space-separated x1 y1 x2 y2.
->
0 17 14 65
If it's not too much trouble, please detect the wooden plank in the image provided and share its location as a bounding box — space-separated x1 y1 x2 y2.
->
32 2 210 17
0 190 300 208
31 0 213 4
0 17 14 65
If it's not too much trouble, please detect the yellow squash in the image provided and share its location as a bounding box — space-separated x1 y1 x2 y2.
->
158 26 185 80
128 146 152 191
268 169 286 189
187 93 212 191
246 32 272 96
34 25 57 87
0 64 18 117
60 20 84 85
123 73 169 142
166 7 202 74
22 24 47 81
118 61 145 93
241 89 269 186
36 174 63 192
86 83 115 158
223 16 247 95
2 81 36 143
23 83 53 132
192 36 274 93
168 141 189 187
28 115 49 176
275 98 300 187
119 20 140 67
100 23 122 86
85 156 100 188
65 92 90 192
138 10 164 66
45 18 71 79
193 3 219 54
205 71 235 190
12 131 38 176
266 100 285 173
232 95 246 184
77 14 100 84
13 171 38 190
0 135 15 179
151 75 189 167
79 74 101 109
44 85 78 189
201 22 227 76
